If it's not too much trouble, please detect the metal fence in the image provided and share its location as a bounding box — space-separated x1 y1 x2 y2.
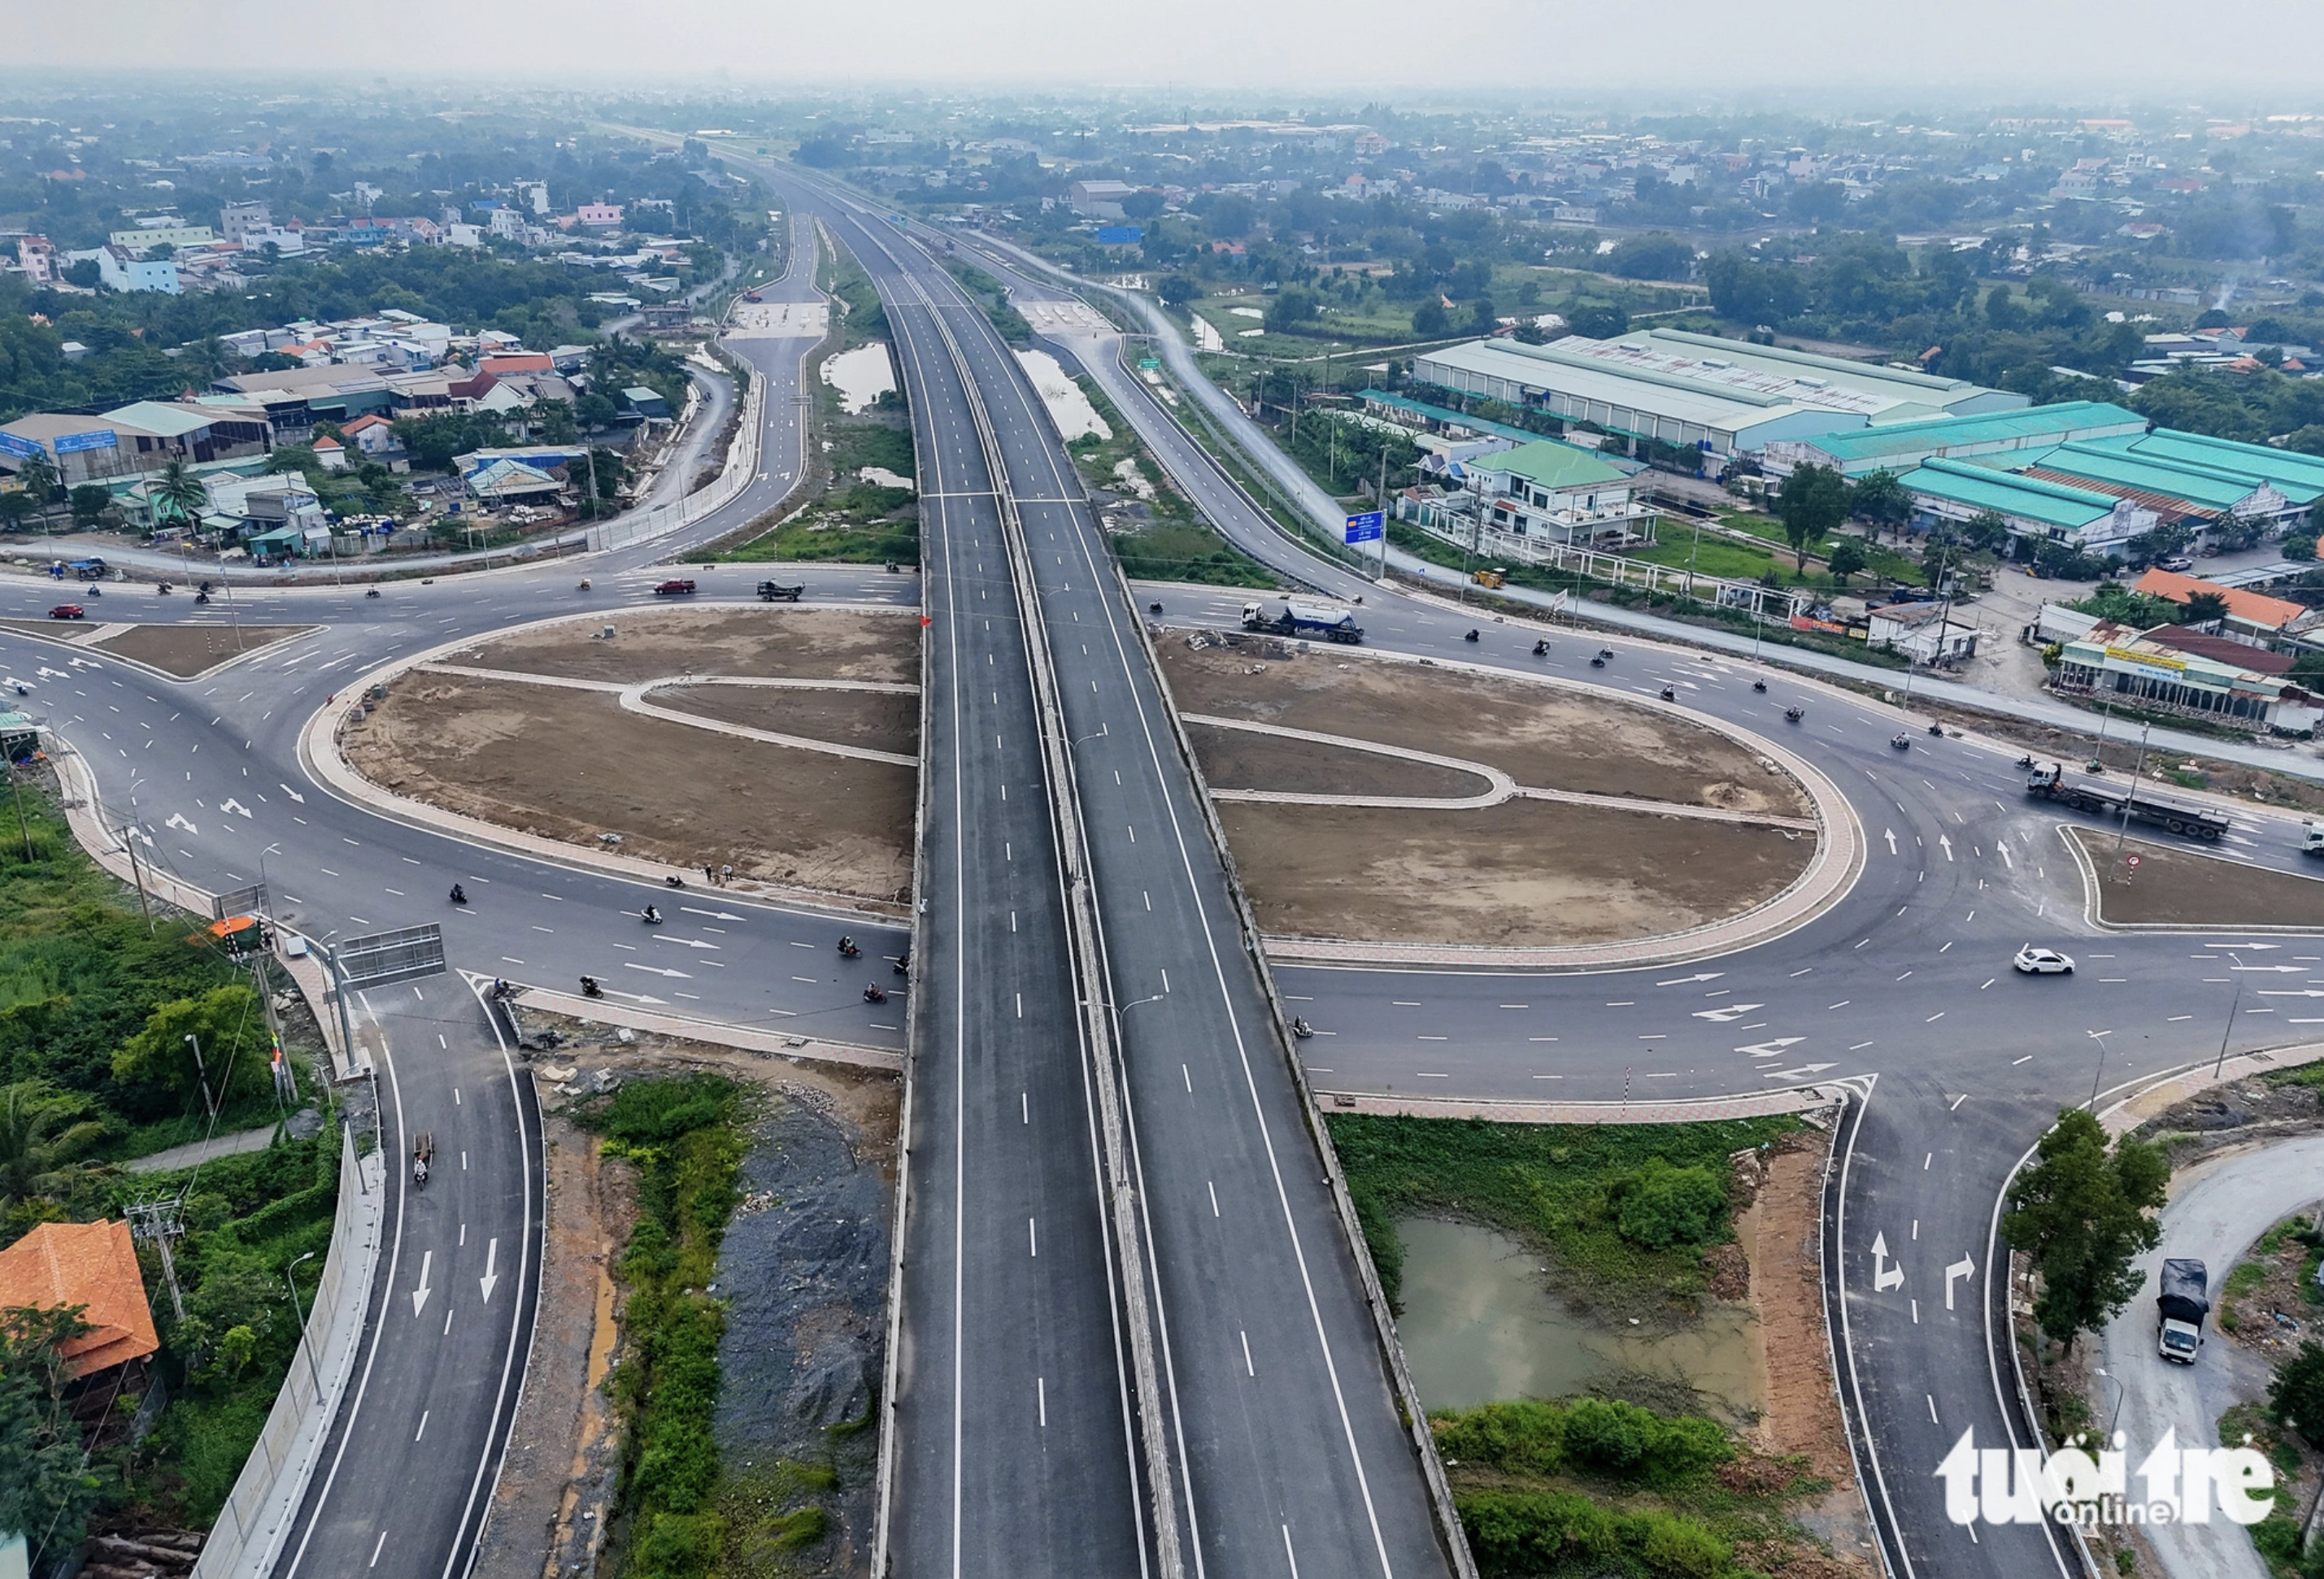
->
211 881 268 920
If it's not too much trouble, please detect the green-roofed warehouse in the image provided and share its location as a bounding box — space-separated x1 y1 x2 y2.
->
2006 441 2301 529
1762 401 2147 478
1899 456 2155 555
2077 427 2324 507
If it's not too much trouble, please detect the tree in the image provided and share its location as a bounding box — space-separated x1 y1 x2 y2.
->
2126 522 2194 568
1411 300 1450 338
1775 463 1850 571
0 1304 105 1561
2182 590 2230 629
1156 275 1200 309
2286 534 2317 562
1264 287 1320 336
110 984 269 1119
2270 1340 2324 1446
151 457 208 533
68 485 111 529
1962 509 2015 556
1849 468 1910 534
0 1081 105 1229
2000 1107 2170 1353
1827 536 1869 585
1566 302 1630 339
18 450 60 518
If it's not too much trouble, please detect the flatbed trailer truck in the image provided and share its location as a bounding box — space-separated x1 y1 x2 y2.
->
2026 764 2229 841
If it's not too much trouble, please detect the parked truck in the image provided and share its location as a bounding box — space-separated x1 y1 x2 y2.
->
2302 820 2324 858
2157 1258 2209 1364
2024 764 2230 841
1241 598 1363 645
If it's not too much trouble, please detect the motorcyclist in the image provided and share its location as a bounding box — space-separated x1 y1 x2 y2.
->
838 934 859 957
1785 706 1804 721
1291 1017 1313 1038
413 1155 429 1186
642 904 661 924
1927 722 1943 737
864 985 887 1004
579 975 602 998
450 883 467 906
1659 685 1676 702
1752 679 1767 693
1463 629 1480 642
1531 639 1550 656
366 587 381 598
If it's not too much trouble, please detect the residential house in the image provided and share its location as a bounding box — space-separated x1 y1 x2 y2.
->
1866 599 1980 664
312 434 348 472
575 203 625 229
220 200 272 245
1464 438 1659 547
96 245 179 294
15 235 54 284
2129 568 2322 650
339 413 408 470
0 1220 162 1448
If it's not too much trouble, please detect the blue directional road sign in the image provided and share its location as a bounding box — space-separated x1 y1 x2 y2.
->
1343 510 1384 545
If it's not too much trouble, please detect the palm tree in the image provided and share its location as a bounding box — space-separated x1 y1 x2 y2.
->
152 458 209 538
0 1081 106 1222
17 450 60 536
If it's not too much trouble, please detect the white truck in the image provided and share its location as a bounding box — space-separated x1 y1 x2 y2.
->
1241 598 1364 645
2157 1258 2209 1364
2303 820 2324 857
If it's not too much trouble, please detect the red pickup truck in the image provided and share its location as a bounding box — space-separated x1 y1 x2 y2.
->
652 579 698 597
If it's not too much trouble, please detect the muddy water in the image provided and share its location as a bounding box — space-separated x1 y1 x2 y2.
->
1395 1218 1763 1422
821 341 897 412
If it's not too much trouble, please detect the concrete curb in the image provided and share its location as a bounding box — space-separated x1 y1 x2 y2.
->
1312 1085 1845 1125
2058 821 2324 935
2100 1039 2324 1139
294 603 925 920
1159 633 1865 971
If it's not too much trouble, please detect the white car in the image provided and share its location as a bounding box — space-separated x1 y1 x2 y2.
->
2013 946 2075 975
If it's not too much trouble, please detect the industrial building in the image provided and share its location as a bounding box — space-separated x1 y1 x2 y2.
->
1409 328 2024 462
1762 401 2146 479
1897 456 2156 556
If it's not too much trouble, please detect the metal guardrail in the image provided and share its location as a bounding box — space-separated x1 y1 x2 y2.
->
333 923 446 987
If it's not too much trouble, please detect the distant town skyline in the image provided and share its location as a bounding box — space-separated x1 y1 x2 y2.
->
9 0 2324 96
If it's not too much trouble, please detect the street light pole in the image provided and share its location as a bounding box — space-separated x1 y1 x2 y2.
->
2086 1028 2115 1111
284 1250 321 1396
2214 982 2243 1079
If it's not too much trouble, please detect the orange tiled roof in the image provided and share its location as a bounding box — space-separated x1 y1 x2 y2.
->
2132 568 2309 632
0 1220 161 1377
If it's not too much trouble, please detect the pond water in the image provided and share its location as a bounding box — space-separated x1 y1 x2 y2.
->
1393 1217 1762 1422
821 343 897 414
1013 349 1111 442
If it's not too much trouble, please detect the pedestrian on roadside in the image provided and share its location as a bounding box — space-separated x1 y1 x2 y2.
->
720 863 733 885
705 863 716 885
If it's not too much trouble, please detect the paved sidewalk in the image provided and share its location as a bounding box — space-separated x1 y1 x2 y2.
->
1312 1085 1843 1124
2100 1039 2324 1137
124 1123 281 1173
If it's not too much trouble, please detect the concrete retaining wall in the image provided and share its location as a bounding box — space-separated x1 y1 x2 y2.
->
189 1127 385 1579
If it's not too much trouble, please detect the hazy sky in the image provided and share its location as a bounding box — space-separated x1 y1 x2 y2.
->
15 0 2324 99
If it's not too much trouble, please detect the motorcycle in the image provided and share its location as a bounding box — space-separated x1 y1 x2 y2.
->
1891 733 1912 750
2015 754 2036 769
1531 639 1551 656
1659 686 1676 702
838 937 861 959
1589 655 1607 668
665 874 685 888
1463 629 1480 643
642 906 663 925
1927 722 1943 737
864 985 889 1005
366 587 381 598
1149 602 1163 614
1785 707 1804 722
194 592 210 605
449 884 467 906
893 950 911 976
155 583 172 595
579 975 603 998
1290 1017 1313 1040
1752 679 1767 694
577 579 593 590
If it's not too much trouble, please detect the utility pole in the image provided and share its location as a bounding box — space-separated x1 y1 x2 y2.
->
120 821 154 934
126 1198 187 1324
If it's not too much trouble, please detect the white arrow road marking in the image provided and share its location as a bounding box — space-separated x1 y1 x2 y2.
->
1871 1233 1904 1292
2235 966 2304 974
1765 1063 1836 1081
1996 841 2013 868
624 963 694 978
1692 1003 1765 1022
1883 829 1899 855
678 907 745 921
1736 1037 1806 1059
1937 834 1953 862
411 1250 433 1317
1945 1254 1976 1311
600 989 669 1005
279 783 306 804
1656 972 1725 986
2257 989 2324 998
165 812 198 835
479 1238 500 1303
220 798 251 819
2209 941 2281 950
652 936 723 950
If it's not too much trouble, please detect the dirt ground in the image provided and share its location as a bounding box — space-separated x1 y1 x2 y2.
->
1159 631 1808 819
1734 1130 1877 1572
2066 829 2324 929
92 622 309 676
472 1115 638 1579
474 1023 899 1579
1220 798 1813 947
1186 723 1490 800
347 676 914 902
453 607 917 687
658 683 919 758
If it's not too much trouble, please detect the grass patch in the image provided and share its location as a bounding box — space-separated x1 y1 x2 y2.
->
1065 375 1277 589
1325 1112 1796 1318
1433 1396 1839 1579
2219 1403 2312 1577
825 250 886 351
712 341 919 568
582 1073 748 1579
